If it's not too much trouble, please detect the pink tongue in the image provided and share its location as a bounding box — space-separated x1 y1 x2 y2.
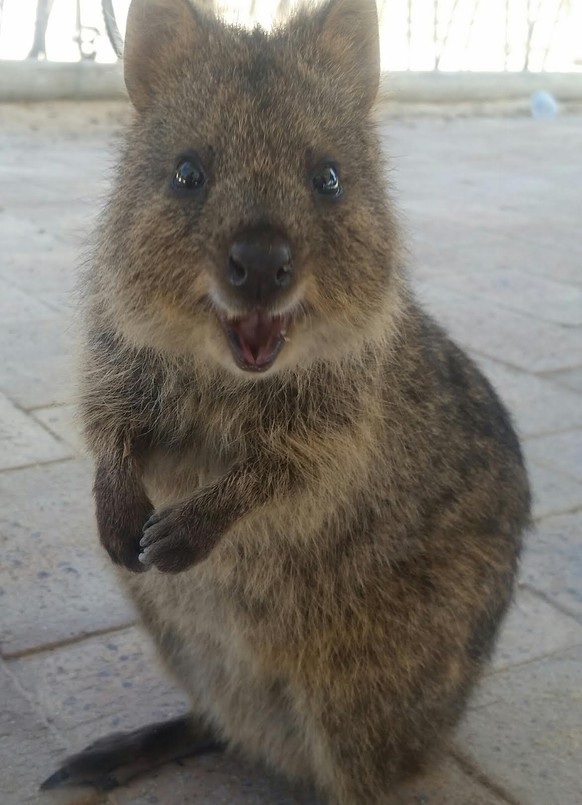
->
235 312 282 365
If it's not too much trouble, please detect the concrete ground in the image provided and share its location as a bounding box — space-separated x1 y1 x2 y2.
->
0 102 581 805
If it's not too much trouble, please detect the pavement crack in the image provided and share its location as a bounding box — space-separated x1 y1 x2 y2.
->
518 584 582 626
450 747 524 805
2 621 137 660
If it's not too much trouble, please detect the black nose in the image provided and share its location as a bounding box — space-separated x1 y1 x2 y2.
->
228 231 293 305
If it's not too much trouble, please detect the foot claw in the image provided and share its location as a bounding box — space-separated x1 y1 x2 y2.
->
40 766 70 791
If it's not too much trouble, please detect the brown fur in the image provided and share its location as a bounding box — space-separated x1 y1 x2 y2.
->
71 1 530 802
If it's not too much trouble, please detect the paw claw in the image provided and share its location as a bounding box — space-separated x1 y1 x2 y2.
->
140 525 159 548
138 549 153 566
143 511 164 533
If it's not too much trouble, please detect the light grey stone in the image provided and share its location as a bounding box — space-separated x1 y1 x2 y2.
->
0 279 55 323
0 460 134 655
13 627 185 748
0 392 72 470
520 511 582 618
491 588 582 672
411 231 582 288
387 114 582 288
109 753 321 805
474 356 582 438
435 268 582 326
527 461 582 520
387 756 508 805
109 752 506 805
2 249 78 307
525 429 582 481
0 312 74 409
459 647 582 805
417 285 582 373
32 405 83 454
0 238 78 299
0 660 92 805
545 367 582 394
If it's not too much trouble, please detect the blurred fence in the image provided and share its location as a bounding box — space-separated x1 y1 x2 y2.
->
0 0 581 71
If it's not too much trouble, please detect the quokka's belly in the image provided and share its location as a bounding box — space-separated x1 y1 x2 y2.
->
120 542 315 781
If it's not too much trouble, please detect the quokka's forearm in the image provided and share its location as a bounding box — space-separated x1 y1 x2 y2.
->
137 448 310 573
93 447 154 572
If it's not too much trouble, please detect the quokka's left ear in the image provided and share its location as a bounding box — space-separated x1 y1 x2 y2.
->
317 0 381 112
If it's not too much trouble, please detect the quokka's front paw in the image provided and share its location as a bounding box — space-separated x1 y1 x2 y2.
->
96 495 154 574
138 499 223 573
94 462 155 574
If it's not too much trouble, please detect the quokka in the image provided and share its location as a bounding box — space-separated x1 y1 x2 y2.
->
42 0 530 802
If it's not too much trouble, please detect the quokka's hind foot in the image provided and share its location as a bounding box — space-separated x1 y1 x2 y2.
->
40 714 224 792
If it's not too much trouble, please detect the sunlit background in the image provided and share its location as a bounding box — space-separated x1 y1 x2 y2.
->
0 0 581 70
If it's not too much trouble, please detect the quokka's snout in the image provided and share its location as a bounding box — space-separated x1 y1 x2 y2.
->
210 222 296 373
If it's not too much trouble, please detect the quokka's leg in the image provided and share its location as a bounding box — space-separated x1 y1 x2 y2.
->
41 714 224 792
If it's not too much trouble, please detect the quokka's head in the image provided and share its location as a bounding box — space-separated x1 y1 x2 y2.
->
100 0 403 377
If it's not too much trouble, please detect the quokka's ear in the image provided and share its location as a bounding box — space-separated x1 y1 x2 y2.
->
318 0 381 111
124 0 209 112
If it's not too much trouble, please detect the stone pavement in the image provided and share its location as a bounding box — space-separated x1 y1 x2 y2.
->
1 103 581 805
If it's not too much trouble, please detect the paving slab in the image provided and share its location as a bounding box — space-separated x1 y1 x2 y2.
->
525 428 582 481
433 268 582 326
0 212 60 258
403 219 500 283
545 366 582 394
0 312 74 409
473 356 582 438
108 752 507 805
109 753 320 805
409 230 582 288
491 587 582 672
417 284 582 373
0 659 95 805
32 405 84 454
12 627 186 748
459 646 582 805
1 238 78 298
0 279 56 323
526 461 582 520
0 391 73 470
520 511 582 619
0 459 134 656
388 757 509 805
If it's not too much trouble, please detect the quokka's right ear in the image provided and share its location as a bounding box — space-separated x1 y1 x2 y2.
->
124 0 209 112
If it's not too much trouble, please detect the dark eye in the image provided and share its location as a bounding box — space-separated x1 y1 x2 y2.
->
172 156 206 191
312 164 342 198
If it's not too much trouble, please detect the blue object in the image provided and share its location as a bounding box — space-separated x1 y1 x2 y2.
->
530 90 559 119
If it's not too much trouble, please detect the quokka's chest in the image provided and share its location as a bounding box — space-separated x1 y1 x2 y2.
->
141 434 238 504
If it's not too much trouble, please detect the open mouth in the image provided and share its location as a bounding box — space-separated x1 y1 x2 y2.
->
220 311 291 372
221 311 291 372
